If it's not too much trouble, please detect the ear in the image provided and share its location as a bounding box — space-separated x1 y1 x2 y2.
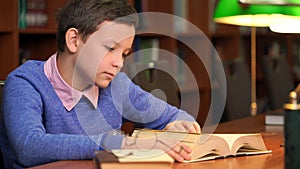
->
65 28 80 53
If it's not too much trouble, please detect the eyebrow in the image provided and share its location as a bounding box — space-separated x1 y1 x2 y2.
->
106 39 133 52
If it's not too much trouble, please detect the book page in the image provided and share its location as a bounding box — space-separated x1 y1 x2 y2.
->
212 134 253 151
213 133 270 155
232 134 271 155
189 134 231 161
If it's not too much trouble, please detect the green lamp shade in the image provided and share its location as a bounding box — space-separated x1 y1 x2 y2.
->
269 6 300 33
239 0 300 6
213 0 299 27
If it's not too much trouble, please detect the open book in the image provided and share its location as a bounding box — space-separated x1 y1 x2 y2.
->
94 149 174 169
132 129 272 162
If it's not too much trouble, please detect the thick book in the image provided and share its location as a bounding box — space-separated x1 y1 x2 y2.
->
94 149 174 169
18 0 27 29
26 0 48 28
265 111 284 125
132 129 272 163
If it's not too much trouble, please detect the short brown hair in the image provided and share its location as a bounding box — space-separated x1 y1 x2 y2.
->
56 0 138 52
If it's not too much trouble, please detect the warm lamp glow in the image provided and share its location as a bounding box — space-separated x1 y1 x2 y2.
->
213 0 283 27
269 6 300 33
270 17 300 33
215 14 276 27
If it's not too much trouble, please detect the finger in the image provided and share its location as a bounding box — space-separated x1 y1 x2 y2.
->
181 121 197 133
174 122 187 132
169 143 192 162
165 122 185 132
163 122 174 131
156 140 185 162
183 121 201 134
178 148 192 161
185 121 197 133
178 142 192 154
165 121 201 133
193 122 201 134
166 149 184 162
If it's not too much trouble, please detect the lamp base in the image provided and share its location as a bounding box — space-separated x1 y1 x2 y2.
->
284 109 300 169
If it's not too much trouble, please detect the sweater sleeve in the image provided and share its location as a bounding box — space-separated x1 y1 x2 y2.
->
113 73 196 130
2 75 123 167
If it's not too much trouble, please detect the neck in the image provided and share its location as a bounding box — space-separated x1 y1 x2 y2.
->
57 52 90 91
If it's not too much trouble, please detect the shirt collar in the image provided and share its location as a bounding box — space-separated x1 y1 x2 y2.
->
44 53 99 111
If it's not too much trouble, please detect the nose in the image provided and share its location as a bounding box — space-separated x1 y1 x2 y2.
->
112 51 124 69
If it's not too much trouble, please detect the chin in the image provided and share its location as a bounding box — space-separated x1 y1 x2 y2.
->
96 81 111 88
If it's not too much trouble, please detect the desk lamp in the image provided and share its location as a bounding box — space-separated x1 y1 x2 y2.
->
223 2 300 167
265 2 300 168
213 0 287 116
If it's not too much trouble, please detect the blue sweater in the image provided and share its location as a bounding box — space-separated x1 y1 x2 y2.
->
0 60 195 168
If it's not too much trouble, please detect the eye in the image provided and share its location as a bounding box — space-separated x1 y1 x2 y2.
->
122 49 132 59
104 46 115 51
122 52 129 59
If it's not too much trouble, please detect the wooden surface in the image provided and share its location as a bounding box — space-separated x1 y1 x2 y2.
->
29 114 284 169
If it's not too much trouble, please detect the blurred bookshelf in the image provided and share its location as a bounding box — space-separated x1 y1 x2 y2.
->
3 0 298 125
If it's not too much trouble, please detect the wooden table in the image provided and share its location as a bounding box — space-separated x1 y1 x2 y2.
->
29 114 284 169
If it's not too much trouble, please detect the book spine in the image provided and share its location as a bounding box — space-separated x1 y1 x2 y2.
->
173 0 187 33
18 0 27 29
26 0 47 28
139 38 160 65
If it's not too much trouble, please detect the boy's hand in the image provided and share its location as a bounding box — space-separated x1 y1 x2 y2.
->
122 133 193 162
164 120 201 134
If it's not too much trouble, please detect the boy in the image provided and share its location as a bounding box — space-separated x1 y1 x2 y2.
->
0 0 200 168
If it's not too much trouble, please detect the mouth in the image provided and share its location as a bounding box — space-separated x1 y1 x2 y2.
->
103 72 115 79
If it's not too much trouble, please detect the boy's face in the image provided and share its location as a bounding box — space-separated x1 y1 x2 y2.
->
74 21 135 89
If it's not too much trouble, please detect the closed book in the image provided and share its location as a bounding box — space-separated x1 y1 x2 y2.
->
94 149 174 169
265 111 284 125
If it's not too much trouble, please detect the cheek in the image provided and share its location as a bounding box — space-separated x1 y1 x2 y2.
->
95 55 109 72
79 48 107 72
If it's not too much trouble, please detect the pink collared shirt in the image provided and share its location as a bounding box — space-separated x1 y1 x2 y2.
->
44 53 99 111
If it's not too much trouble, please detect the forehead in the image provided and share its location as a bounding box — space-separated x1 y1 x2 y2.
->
91 21 135 43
